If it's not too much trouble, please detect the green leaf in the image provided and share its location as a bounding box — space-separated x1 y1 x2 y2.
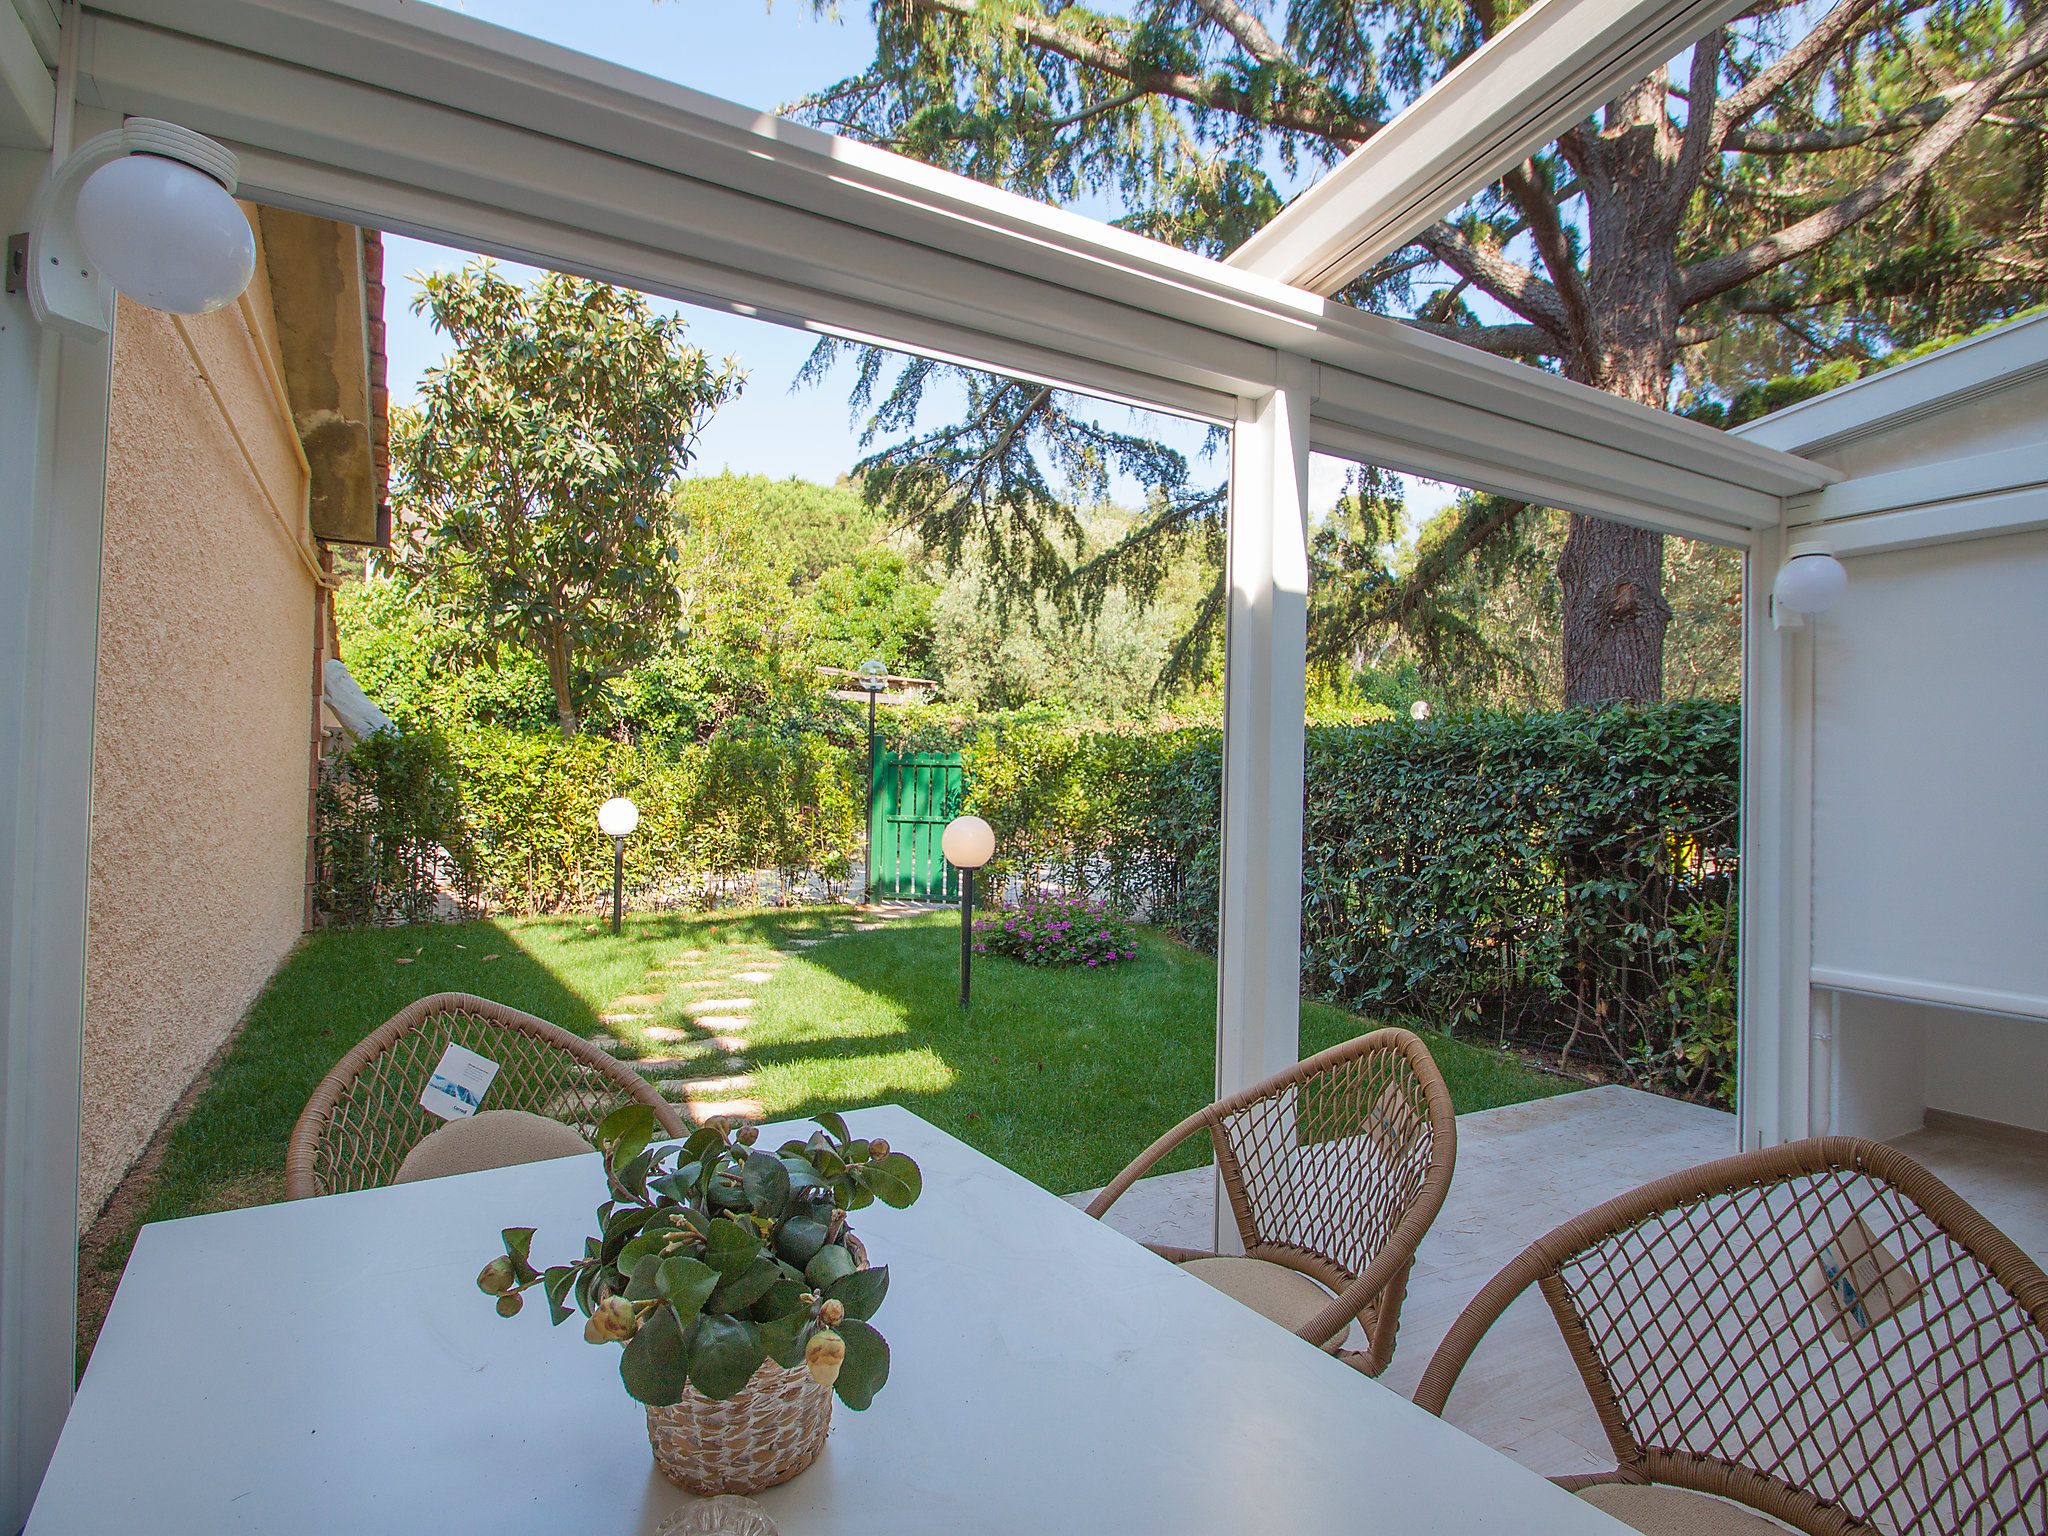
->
687 1314 766 1401
709 1254 783 1316
811 1111 850 1145
600 1206 655 1265
832 1318 889 1410
804 1243 857 1290
704 1218 762 1281
774 1216 830 1268
749 1277 808 1324
824 1264 889 1323
501 1228 536 1266
740 1151 791 1219
619 1303 691 1407
864 1152 923 1209
624 1253 664 1302
655 1255 720 1326
757 1313 807 1369
596 1104 657 1170
542 1265 578 1326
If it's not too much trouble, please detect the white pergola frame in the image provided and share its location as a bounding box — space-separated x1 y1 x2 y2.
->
0 0 1837 1522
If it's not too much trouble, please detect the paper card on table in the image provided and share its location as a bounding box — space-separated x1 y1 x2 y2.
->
421 1041 500 1121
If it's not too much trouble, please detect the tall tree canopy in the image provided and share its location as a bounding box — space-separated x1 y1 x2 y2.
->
791 0 2048 703
389 265 742 736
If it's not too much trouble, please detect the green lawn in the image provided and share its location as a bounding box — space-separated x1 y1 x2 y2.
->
80 904 1572 1366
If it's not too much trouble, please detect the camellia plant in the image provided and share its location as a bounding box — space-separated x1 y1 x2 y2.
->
477 1106 921 1410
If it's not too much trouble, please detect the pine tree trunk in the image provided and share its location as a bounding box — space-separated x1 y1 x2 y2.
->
1557 516 1670 706
1554 77 1688 707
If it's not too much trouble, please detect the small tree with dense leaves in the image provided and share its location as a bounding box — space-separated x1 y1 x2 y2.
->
389 264 743 736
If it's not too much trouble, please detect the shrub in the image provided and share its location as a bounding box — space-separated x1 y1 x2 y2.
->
315 727 478 925
964 701 1740 1102
974 894 1140 969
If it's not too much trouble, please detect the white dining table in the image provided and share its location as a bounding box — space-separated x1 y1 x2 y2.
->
31 1105 1631 1533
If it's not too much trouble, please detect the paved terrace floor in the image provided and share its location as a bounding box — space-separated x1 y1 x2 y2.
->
1068 1085 2048 1477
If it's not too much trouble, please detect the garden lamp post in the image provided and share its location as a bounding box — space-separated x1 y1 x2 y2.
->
857 657 889 897
598 797 639 934
941 814 995 1009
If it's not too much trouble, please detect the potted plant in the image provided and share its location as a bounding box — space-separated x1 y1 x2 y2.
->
477 1106 923 1494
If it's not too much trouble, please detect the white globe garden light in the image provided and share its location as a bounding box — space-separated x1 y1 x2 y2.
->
25 119 257 338
598 797 640 934
1773 544 1849 618
942 815 997 1009
941 815 995 871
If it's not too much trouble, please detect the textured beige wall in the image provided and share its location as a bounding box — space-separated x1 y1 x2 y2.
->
81 264 320 1227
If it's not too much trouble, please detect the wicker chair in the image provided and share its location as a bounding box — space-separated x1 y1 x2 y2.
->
1413 1137 2048 1536
286 992 686 1199
1085 1027 1456 1377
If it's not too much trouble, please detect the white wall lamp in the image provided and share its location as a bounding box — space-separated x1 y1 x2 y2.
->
1771 542 1848 631
8 118 256 338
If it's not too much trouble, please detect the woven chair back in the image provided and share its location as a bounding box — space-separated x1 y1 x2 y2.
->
285 992 685 1199
1214 1029 1453 1300
1419 1137 2048 1536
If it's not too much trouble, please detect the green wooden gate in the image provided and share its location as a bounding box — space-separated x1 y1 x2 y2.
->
869 751 965 901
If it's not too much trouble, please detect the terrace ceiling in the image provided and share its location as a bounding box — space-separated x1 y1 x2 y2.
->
70 0 1834 540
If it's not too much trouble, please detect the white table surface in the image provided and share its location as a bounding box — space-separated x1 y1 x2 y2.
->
32 1105 1630 1534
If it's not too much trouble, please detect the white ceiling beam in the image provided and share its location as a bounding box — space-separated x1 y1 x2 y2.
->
0 0 52 149
77 0 1831 532
1228 0 1754 296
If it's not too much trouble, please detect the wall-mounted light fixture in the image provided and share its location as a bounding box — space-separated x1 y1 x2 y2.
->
1772 542 1848 630
15 118 256 337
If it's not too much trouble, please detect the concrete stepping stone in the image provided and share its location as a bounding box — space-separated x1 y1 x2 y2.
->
733 970 774 984
611 993 664 1009
695 1015 751 1033
589 1036 620 1051
688 998 753 1013
786 939 823 948
682 1093 763 1123
681 950 706 958
644 1025 688 1043
707 1034 747 1053
600 1013 651 1025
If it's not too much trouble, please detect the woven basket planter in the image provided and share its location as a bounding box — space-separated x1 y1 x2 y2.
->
645 1358 834 1496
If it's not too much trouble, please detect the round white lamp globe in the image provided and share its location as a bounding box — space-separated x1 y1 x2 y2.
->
857 656 889 692
941 814 995 871
1410 699 1432 722
75 153 256 315
597 797 640 838
1772 549 1848 615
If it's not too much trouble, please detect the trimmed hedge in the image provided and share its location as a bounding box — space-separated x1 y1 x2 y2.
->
965 702 1738 1101
317 724 860 919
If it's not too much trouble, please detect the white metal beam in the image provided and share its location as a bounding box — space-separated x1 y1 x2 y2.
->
75 0 1831 529
0 0 51 149
0 124 113 1527
1227 0 1754 295
1214 357 1312 1253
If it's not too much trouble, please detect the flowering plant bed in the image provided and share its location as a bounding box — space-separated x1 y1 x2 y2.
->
974 894 1139 969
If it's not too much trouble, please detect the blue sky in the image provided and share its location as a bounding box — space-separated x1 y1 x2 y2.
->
391 0 1445 521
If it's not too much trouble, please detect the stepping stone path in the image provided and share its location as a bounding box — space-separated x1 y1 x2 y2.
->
591 905 916 1125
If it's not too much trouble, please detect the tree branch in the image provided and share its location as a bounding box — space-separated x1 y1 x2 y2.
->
1403 320 1565 358
1185 0 1285 66
1685 16 2048 309
1415 221 1572 336
1500 161 1594 368
1712 0 1883 142
1726 83 1987 153
1668 28 1725 226
906 0 1378 144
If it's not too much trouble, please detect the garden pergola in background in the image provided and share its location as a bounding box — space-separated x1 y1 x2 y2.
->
0 0 1866 1522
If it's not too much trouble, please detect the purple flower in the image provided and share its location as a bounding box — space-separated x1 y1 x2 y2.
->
1087 959 1097 967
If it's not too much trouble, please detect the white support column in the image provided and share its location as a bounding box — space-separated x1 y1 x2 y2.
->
0 107 113 1528
1736 524 1816 1151
1213 355 1311 1251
